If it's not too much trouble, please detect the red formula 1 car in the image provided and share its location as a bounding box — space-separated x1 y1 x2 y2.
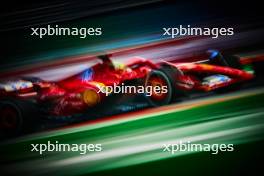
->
0 51 254 135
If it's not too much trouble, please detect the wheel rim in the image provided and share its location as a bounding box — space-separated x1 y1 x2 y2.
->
147 75 169 101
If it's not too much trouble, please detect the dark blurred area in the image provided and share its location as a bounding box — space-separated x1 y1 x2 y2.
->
0 0 263 68
1 0 262 31
0 0 162 32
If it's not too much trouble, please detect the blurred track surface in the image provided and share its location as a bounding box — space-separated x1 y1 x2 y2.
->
1 86 264 175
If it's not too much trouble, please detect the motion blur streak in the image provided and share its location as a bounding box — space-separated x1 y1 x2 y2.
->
1 88 264 175
1 24 263 80
10 86 264 142
2 28 263 81
0 0 161 31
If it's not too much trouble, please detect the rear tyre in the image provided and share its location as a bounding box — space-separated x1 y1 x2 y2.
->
144 65 184 106
0 99 37 137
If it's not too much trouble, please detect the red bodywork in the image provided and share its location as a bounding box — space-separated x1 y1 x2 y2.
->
0 57 158 116
167 62 253 91
0 55 254 117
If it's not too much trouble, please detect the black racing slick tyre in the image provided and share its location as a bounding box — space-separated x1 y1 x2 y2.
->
0 99 37 137
207 50 242 69
223 55 242 69
215 55 243 93
144 65 184 107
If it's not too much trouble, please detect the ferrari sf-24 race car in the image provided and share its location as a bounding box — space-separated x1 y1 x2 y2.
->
0 50 254 135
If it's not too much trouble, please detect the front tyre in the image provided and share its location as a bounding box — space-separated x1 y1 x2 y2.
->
215 55 243 93
223 55 242 69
